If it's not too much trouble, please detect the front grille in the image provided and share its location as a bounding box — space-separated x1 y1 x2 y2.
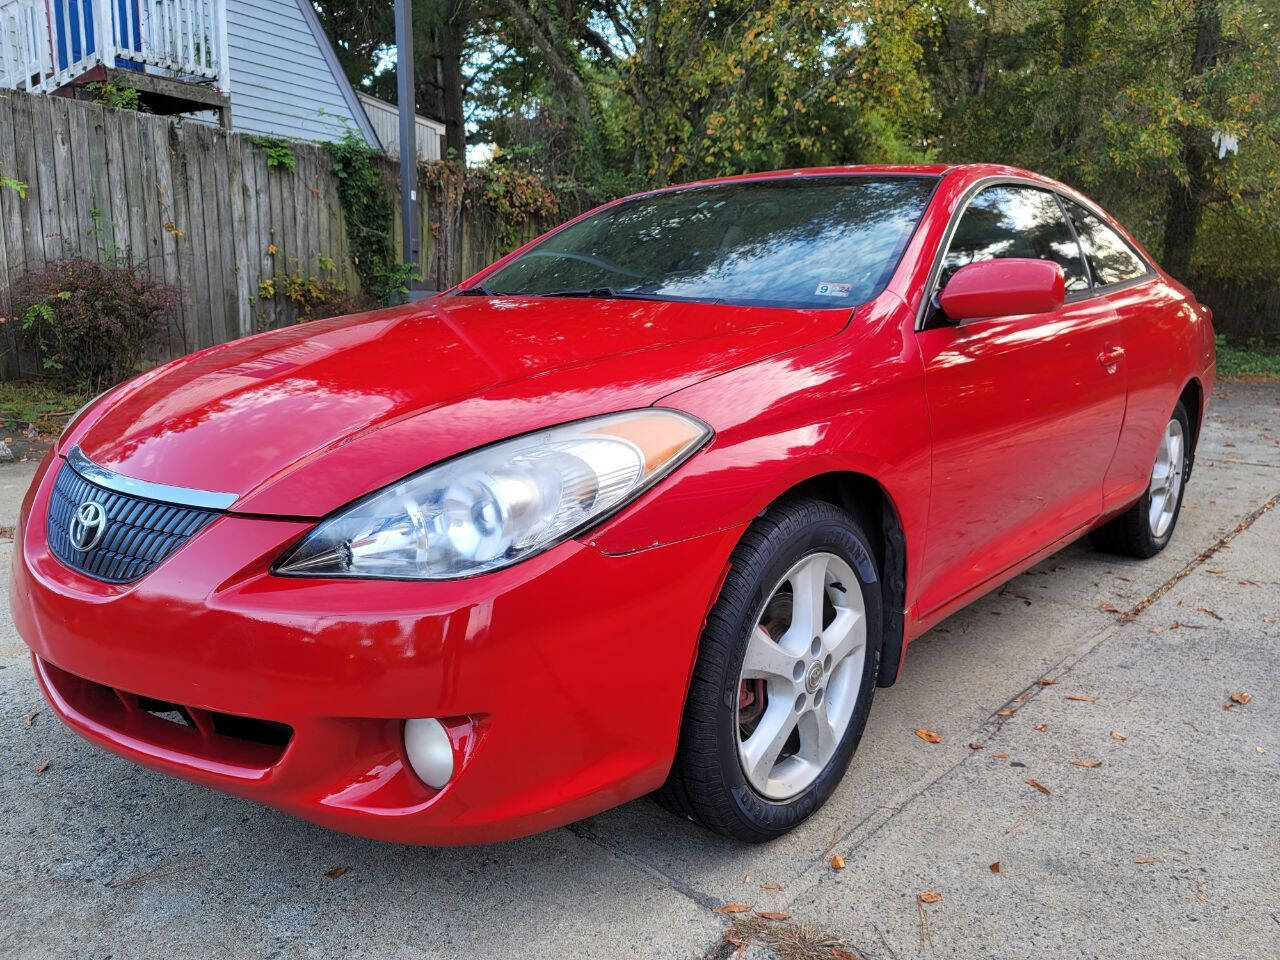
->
47 460 220 583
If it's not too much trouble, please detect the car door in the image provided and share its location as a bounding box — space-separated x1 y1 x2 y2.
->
913 182 1128 618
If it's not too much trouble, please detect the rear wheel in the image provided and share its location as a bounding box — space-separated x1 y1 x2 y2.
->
1089 401 1191 558
657 498 881 841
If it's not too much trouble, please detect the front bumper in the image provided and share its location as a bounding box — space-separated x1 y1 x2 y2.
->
13 452 743 843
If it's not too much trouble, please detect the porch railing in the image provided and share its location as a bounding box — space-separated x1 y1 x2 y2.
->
0 0 226 94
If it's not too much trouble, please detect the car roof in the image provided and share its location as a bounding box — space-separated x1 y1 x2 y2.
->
627 163 1069 198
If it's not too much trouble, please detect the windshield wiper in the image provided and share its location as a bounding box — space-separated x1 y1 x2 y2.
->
539 287 673 301
453 284 496 296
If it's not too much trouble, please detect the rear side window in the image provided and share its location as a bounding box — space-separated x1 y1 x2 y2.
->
941 185 1089 294
1060 198 1149 286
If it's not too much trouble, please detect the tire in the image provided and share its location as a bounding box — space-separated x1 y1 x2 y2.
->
656 498 882 842
1089 401 1192 559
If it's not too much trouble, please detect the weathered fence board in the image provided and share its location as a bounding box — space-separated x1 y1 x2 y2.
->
0 86 576 379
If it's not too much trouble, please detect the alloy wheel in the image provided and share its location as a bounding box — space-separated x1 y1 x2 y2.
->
1148 418 1186 539
735 552 866 800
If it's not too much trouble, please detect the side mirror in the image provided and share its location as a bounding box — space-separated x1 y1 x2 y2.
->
938 258 1065 322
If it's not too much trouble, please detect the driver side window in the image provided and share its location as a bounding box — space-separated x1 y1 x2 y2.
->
941 185 1089 295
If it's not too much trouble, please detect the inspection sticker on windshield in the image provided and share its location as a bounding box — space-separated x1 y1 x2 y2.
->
814 282 852 297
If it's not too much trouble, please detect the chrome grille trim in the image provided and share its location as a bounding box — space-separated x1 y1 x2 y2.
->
67 445 238 511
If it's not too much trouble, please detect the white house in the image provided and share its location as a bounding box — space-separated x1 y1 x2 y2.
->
0 0 383 147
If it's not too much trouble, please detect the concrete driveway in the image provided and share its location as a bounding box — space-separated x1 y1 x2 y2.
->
1 383 1276 960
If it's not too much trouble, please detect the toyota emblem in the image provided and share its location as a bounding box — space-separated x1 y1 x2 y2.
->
69 500 108 552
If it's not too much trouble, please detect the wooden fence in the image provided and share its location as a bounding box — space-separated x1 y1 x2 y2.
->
0 87 559 379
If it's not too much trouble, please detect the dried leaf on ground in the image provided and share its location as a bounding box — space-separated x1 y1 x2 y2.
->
36 762 50 774
1066 694 1099 703
1229 691 1252 705
755 911 790 921
1098 602 1122 614
830 854 845 870
1025 778 1051 795
323 866 349 879
989 861 1001 873
917 891 942 904
968 742 984 750
1207 567 1225 574
1034 723 1049 732
992 752 1010 759
714 903 753 914
24 712 37 726
914 728 942 743
1071 759 1103 769
1256 746 1268 754
1110 731 1128 741
1134 857 1158 864
833 951 865 960
1196 607 1223 621
1037 678 1059 686
761 881 783 890
995 707 1015 717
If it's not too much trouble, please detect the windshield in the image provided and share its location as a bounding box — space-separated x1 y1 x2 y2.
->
475 175 938 309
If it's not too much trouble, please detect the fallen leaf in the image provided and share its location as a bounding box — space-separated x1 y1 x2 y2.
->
1066 694 1099 703
833 952 865 960
1036 678 1059 686
24 712 37 726
1206 567 1224 574
1071 760 1103 769
830 854 845 871
723 934 745 947
1034 723 1049 732
1256 746 1268 754
1098 602 1122 614
323 866 348 879
761 881 783 890
1195 892 1210 903
995 707 1015 717
1134 857 1157 864
1110 731 1128 741
914 728 942 743
918 891 942 904
992 752 1010 759
1264 617 1276 625
968 742 984 750
755 911 790 921
1196 607 1223 621
989 861 1001 873
36 762 50 774
1025 778 1051 795
1229 691 1252 705
714 903 753 914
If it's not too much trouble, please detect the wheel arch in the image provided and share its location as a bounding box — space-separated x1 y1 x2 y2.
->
764 471 908 688
1178 376 1204 480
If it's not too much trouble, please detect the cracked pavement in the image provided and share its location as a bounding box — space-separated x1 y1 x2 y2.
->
0 382 1276 960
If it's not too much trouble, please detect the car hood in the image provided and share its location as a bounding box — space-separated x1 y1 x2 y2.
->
69 295 849 517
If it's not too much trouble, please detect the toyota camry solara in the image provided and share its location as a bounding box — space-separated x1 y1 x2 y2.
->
14 164 1215 843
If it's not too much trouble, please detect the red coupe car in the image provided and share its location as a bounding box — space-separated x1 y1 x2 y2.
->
14 164 1215 843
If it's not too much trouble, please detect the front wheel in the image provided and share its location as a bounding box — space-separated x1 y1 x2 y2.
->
1089 401 1192 558
657 498 881 842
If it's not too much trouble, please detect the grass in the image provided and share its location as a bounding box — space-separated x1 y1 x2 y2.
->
1216 335 1280 381
0 380 90 438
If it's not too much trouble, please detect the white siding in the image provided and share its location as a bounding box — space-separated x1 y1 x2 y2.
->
224 0 370 143
357 93 444 161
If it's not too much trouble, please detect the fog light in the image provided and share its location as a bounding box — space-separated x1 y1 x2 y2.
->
404 718 454 789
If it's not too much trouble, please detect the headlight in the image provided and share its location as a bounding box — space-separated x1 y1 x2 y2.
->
274 409 711 580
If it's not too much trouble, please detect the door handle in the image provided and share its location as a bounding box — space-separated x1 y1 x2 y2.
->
1098 346 1125 368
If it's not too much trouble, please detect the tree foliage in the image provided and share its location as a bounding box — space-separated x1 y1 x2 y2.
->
317 0 1280 337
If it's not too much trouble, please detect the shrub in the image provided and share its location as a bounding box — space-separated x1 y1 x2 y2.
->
12 257 179 391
